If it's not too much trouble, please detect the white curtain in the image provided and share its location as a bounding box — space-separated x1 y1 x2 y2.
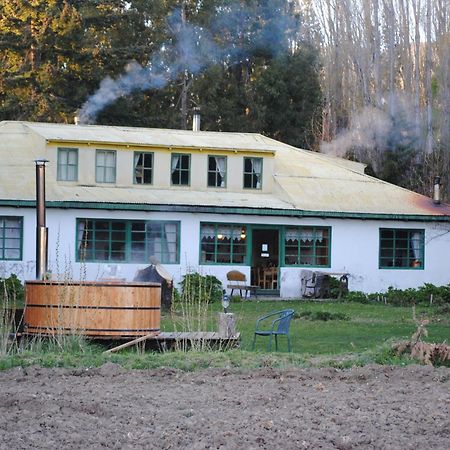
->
410 231 422 260
215 157 226 187
285 228 298 242
164 223 177 263
252 158 262 188
285 228 325 243
201 224 216 239
77 221 86 251
171 155 180 174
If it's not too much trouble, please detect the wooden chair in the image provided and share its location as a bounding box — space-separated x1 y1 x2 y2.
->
262 267 278 289
226 270 258 299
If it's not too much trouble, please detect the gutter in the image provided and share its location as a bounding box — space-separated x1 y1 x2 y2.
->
1 199 450 222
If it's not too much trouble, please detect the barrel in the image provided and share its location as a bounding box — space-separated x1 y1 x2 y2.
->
24 280 161 338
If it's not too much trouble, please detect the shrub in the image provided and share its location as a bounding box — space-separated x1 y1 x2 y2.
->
342 291 369 303
0 274 24 307
179 272 223 304
295 310 350 321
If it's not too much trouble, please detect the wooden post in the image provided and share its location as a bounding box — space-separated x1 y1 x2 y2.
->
218 313 237 338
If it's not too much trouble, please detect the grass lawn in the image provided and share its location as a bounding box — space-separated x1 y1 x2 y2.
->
1 299 448 370
162 299 450 355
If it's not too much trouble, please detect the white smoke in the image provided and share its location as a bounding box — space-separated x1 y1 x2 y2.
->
78 3 297 124
321 93 423 173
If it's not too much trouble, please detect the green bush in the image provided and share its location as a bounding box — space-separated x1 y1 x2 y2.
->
179 272 223 304
0 274 24 307
373 284 450 307
343 291 369 303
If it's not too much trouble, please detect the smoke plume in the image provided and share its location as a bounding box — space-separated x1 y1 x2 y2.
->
78 2 297 124
320 93 423 173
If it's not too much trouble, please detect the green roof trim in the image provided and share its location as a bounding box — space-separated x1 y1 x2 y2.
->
2 199 450 222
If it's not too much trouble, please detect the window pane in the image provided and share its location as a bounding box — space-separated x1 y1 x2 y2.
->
96 150 116 183
0 217 22 260
77 219 179 264
200 223 246 264
379 229 424 269
57 148 78 181
284 226 330 267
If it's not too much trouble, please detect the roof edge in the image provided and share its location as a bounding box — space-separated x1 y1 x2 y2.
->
2 199 450 222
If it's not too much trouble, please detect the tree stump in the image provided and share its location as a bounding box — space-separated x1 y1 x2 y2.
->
218 313 237 338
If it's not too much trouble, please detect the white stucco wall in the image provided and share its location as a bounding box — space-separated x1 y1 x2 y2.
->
1 206 450 297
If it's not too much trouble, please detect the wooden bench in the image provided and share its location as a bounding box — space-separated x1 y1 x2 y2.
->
226 270 258 299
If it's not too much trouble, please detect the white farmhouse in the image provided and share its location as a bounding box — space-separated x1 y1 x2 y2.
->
1 120 449 297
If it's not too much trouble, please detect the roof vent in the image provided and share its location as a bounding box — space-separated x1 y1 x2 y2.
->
192 107 201 132
433 176 441 205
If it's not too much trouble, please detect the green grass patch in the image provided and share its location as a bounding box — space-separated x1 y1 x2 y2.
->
1 300 449 371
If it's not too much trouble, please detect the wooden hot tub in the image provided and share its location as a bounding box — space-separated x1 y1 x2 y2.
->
24 280 161 338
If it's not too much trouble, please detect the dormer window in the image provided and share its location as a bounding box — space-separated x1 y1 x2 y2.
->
207 155 227 188
134 152 153 184
171 153 190 186
96 149 116 183
243 157 262 189
57 147 78 181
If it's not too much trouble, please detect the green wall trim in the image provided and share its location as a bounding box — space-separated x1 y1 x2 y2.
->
1 199 450 222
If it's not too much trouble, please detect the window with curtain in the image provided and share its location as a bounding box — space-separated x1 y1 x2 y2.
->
207 155 226 187
77 219 180 264
57 147 78 181
200 222 247 264
171 153 190 185
134 152 153 184
0 216 22 260
96 150 116 183
379 228 424 269
284 226 330 267
243 157 262 189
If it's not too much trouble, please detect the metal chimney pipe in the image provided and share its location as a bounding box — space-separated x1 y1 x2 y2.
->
433 176 441 205
192 107 201 132
35 159 49 280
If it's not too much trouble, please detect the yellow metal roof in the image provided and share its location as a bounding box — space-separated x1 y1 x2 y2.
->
0 121 448 218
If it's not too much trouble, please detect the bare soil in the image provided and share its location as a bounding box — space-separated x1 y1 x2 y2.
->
0 364 449 449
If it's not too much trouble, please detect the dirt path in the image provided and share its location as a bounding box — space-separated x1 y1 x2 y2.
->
0 364 449 449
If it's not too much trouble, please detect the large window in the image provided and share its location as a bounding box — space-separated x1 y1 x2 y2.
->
200 223 247 264
134 152 153 184
171 153 190 186
77 219 180 264
379 228 424 269
284 227 330 267
243 157 262 189
207 155 226 188
57 147 78 181
0 217 22 260
96 150 116 183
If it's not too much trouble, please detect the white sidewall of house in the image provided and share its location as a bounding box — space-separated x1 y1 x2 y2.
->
1 207 450 297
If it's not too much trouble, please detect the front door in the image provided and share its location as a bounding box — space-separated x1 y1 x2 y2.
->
251 228 280 294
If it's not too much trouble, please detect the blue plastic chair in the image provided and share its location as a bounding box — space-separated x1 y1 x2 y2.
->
252 309 295 352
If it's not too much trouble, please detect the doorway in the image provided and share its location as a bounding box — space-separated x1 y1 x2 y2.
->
251 228 280 294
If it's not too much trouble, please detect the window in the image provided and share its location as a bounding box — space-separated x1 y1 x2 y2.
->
134 152 153 184
379 228 424 269
57 147 78 181
77 219 180 264
208 155 226 187
0 217 22 260
96 150 116 183
243 157 262 189
284 227 330 267
200 223 247 264
171 153 190 186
